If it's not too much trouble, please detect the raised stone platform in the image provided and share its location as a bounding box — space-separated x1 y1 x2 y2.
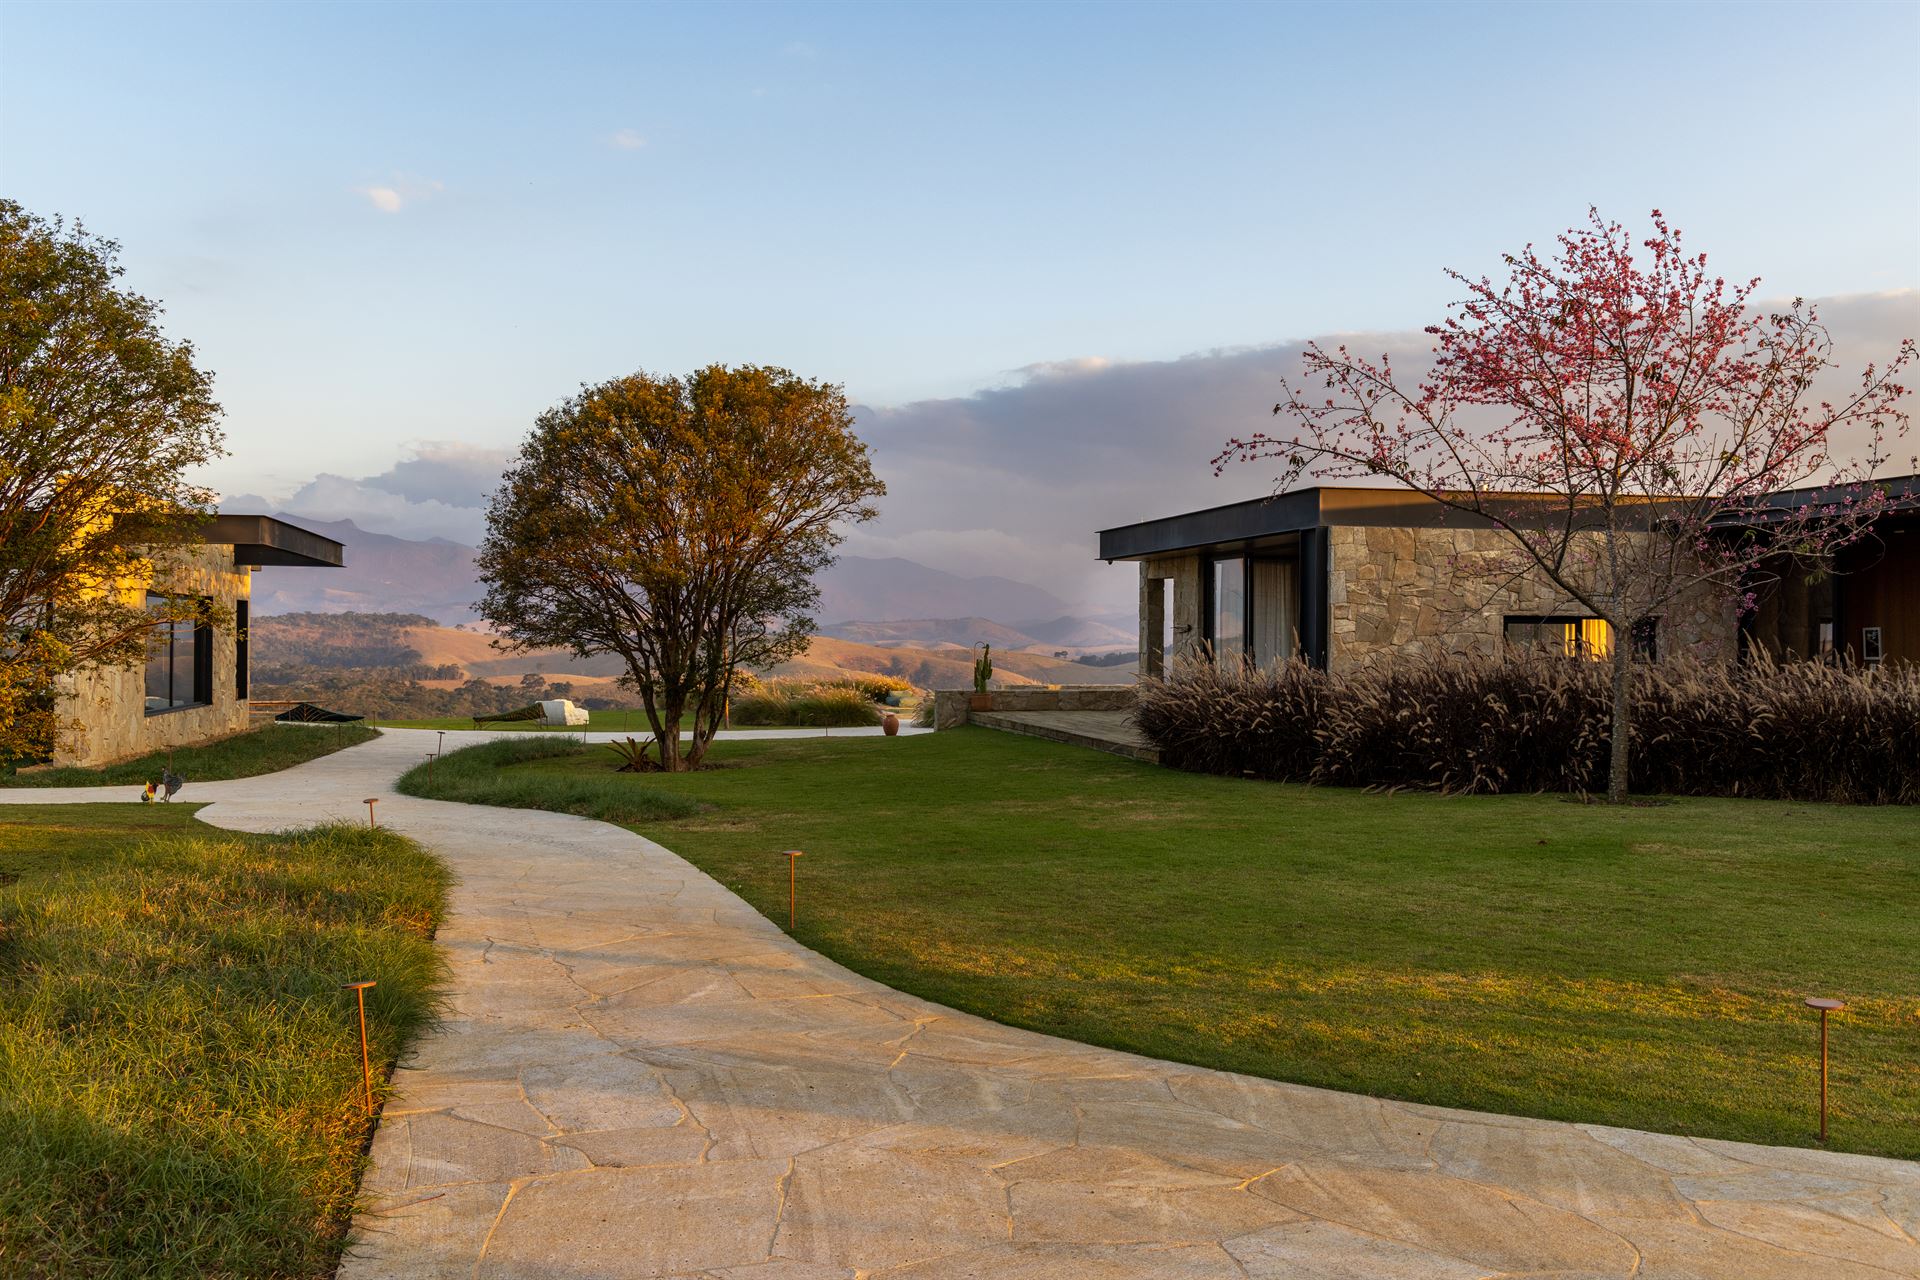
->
971 709 1161 764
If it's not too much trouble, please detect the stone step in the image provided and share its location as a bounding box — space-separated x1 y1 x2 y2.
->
969 711 1162 765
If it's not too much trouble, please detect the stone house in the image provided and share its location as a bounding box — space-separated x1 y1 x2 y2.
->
1098 479 1919 677
51 514 342 766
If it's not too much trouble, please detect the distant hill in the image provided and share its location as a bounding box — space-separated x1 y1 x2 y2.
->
813 556 1069 624
247 518 1077 632
249 517 482 625
249 613 1135 707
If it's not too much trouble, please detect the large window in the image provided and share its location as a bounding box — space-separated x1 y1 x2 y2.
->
1504 616 1657 662
145 594 212 714
1211 558 1245 668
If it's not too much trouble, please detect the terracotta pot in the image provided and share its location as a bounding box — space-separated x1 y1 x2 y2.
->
969 693 992 711
882 712 900 736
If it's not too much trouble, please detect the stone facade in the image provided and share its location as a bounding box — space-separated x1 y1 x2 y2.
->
1325 525 1737 673
51 543 252 767
1137 554 1204 677
932 685 1136 730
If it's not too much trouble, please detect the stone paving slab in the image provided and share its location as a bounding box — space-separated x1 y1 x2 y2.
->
5 728 1916 1278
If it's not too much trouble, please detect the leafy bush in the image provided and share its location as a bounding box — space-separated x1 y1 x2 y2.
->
730 680 885 727
1136 652 1920 803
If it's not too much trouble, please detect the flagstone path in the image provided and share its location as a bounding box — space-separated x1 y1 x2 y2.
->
8 728 1917 1278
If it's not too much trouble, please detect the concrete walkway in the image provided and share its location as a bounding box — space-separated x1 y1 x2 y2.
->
7 729 1916 1278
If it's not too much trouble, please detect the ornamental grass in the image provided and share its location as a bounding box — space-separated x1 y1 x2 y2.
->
1136 652 1920 803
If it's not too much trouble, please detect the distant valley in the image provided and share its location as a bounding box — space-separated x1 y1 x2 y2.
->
249 516 1135 654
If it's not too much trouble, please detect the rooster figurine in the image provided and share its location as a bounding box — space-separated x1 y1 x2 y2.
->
141 781 157 804
160 768 184 802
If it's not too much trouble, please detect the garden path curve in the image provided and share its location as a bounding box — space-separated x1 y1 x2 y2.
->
7 728 1918 1279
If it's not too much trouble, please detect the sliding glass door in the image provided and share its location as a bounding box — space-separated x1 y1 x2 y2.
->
1210 555 1298 670
1211 558 1245 668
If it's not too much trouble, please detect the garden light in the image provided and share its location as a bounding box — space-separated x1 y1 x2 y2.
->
784 849 803 930
363 797 379 828
1804 996 1846 1143
343 980 377 1115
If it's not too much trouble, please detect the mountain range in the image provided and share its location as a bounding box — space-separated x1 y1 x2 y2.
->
248 515 1131 649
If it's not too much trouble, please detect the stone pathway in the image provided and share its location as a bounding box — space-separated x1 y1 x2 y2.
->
6 729 1916 1278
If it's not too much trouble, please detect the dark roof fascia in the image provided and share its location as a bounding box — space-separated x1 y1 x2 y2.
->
1098 489 1326 561
1709 473 1920 528
202 514 345 568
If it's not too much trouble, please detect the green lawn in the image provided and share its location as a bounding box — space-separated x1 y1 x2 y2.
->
403 729 1920 1159
2 722 379 789
0 804 448 1277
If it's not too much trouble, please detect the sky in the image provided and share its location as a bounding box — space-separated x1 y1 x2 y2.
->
4 0 1917 611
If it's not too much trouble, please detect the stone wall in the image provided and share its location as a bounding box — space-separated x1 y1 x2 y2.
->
51 544 252 767
1138 553 1203 676
933 685 1137 729
1326 525 1737 673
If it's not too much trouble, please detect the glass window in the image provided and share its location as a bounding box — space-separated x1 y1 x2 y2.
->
1502 616 1643 662
1212 558 1245 668
145 594 212 713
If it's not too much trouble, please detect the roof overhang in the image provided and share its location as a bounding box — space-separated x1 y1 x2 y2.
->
202 514 345 568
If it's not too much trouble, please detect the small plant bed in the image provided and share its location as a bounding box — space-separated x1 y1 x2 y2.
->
1 722 380 789
0 803 449 1276
404 729 1920 1159
728 675 914 728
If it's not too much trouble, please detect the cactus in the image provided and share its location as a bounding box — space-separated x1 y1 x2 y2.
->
972 643 993 694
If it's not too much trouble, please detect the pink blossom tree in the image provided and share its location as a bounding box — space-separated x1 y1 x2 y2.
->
1217 210 1913 804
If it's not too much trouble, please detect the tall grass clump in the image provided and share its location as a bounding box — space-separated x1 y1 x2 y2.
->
0 819 449 1277
730 679 884 727
395 735 703 823
1136 652 1920 803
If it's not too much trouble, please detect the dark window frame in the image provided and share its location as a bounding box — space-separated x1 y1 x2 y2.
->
1502 614 1659 662
145 593 215 716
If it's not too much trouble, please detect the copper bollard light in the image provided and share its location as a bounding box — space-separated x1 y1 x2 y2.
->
783 850 803 930
1804 996 1846 1143
363 797 379 828
344 980 378 1115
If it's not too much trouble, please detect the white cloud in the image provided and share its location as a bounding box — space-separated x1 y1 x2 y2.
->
609 128 647 150
354 175 444 214
217 292 1915 618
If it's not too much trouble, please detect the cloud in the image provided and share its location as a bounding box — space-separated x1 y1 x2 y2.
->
851 290 1918 613
608 128 647 150
354 175 445 214
220 292 1915 618
222 443 508 545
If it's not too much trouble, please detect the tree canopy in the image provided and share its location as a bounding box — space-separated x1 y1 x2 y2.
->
0 200 225 763
478 365 885 770
1218 209 1913 803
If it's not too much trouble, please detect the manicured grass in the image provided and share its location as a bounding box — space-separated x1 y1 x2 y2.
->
2 722 379 789
394 734 702 824
0 803 449 1277
403 728 1920 1158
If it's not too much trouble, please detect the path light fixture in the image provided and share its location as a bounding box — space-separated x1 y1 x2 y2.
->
363 797 379 829
344 980 378 1115
783 850 803 930
1805 996 1846 1142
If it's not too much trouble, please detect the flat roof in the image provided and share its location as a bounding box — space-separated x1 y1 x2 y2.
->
1096 486 1491 561
203 514 344 568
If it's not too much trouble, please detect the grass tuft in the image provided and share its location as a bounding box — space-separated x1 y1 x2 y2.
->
0 804 448 1277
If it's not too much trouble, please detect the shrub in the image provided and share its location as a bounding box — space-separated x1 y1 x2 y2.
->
729 680 884 728
1135 652 1920 804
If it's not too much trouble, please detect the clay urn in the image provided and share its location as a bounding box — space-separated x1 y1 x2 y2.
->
882 711 900 736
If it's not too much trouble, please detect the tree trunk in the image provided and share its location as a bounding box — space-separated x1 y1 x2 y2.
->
1606 632 1632 804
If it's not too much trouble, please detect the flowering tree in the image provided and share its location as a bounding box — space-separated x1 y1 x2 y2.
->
1216 210 1913 803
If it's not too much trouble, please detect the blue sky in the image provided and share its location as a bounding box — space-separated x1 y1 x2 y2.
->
3 0 1917 603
